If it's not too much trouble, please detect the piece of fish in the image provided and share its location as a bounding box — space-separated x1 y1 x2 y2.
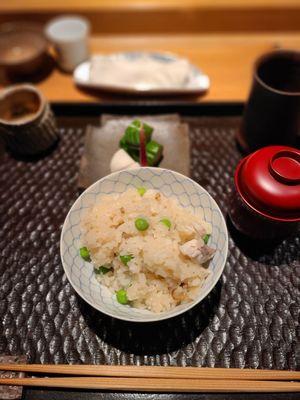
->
179 238 215 264
196 245 216 264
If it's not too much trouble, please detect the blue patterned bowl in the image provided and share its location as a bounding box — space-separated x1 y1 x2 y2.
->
60 167 228 322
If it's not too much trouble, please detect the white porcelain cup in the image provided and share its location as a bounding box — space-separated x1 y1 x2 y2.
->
45 16 90 72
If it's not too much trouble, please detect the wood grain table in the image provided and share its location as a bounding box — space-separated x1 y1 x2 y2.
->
1 1 300 33
0 33 300 102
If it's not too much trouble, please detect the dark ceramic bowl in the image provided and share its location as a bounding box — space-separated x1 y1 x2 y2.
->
0 23 48 78
238 50 300 152
0 84 58 155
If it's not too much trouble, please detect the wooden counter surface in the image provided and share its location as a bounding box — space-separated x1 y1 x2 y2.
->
1 1 300 33
1 33 300 102
3 0 300 11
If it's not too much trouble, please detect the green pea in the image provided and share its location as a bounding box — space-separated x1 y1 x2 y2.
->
120 254 134 266
116 289 128 305
135 218 149 231
203 234 211 244
94 265 112 275
137 187 146 196
160 218 171 229
79 247 91 262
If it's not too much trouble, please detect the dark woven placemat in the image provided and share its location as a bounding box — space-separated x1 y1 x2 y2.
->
0 116 299 371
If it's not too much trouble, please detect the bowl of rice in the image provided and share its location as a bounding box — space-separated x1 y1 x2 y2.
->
60 167 228 322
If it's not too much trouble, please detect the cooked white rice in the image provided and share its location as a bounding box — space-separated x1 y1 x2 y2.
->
81 188 213 313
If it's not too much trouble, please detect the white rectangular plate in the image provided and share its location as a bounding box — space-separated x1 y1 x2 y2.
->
73 52 210 96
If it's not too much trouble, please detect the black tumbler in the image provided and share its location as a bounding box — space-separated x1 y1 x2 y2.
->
238 50 300 152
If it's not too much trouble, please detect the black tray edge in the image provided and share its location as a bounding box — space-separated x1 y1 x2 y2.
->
51 101 244 118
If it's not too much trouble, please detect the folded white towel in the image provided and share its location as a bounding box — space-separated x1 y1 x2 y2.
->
89 55 190 89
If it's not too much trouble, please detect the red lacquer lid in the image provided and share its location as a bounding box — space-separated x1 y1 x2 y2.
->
235 146 300 221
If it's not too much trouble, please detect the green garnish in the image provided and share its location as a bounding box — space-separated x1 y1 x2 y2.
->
146 140 164 166
137 187 147 196
119 120 164 167
125 148 139 162
120 254 134 266
79 247 91 262
94 264 112 275
128 142 163 166
203 234 211 244
120 119 153 148
135 218 149 231
116 289 129 305
160 218 171 229
119 135 128 150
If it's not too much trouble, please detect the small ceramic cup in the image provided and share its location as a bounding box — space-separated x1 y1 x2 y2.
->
45 16 90 72
0 84 58 155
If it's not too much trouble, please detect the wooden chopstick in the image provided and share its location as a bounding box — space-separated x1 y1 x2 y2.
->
0 377 299 392
0 364 299 381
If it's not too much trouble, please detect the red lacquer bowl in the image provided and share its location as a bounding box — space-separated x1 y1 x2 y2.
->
229 145 300 239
